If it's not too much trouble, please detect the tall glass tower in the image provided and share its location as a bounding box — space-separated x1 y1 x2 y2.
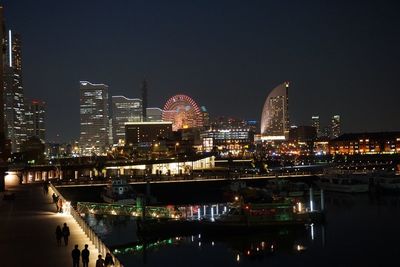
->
25 99 46 141
0 6 7 192
331 115 341 139
4 30 26 152
79 81 109 155
311 115 320 137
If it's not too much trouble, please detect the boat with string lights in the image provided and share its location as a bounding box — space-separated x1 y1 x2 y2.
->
136 193 324 237
200 197 322 231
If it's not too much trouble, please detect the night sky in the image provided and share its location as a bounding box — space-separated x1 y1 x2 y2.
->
3 0 400 142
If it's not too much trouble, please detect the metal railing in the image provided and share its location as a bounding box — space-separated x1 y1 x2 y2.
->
50 171 316 187
50 184 124 267
77 201 173 218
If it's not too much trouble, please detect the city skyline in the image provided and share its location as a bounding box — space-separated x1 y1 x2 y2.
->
3 3 400 267
3 1 400 141
79 81 109 155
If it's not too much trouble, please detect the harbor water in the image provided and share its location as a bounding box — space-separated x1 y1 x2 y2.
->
58 182 400 266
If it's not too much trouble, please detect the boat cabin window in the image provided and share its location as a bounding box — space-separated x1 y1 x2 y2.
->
227 208 243 215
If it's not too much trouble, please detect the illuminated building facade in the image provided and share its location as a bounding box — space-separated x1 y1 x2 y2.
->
162 94 204 131
125 121 172 147
201 117 255 156
25 99 46 141
111 96 142 144
201 106 210 127
46 142 73 158
201 128 253 155
260 82 289 141
79 81 109 155
105 156 215 176
311 115 320 137
146 107 163 122
287 126 317 156
321 126 331 139
210 116 248 129
4 30 26 152
329 132 400 155
314 139 330 155
141 79 148 122
331 115 341 139
0 7 6 164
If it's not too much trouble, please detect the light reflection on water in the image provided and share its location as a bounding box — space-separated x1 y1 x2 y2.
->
83 211 324 266
82 193 400 266
110 225 322 267
84 214 138 247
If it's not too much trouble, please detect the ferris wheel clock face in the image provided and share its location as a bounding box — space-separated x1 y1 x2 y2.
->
162 94 203 131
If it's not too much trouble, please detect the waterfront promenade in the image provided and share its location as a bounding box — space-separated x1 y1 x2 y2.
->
0 183 100 266
54 173 315 188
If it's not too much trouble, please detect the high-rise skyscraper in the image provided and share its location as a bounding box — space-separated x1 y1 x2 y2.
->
260 82 290 140
79 81 109 155
25 99 46 141
311 115 320 137
331 115 341 139
111 95 142 144
201 106 210 127
4 30 26 152
141 79 148 122
0 6 6 191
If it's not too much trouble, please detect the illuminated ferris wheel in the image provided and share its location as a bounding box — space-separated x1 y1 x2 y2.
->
162 94 204 131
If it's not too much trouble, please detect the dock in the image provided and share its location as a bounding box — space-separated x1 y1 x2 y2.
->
0 183 106 266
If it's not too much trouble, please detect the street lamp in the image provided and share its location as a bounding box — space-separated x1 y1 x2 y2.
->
174 143 181 176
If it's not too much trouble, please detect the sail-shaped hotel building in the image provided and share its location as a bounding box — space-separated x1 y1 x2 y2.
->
260 82 290 141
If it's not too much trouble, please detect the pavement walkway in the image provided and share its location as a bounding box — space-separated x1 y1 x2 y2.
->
0 183 101 266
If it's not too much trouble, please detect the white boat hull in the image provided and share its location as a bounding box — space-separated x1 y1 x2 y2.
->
315 181 369 193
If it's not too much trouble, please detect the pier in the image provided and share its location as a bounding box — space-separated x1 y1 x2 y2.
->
77 201 230 220
0 183 121 266
53 173 316 188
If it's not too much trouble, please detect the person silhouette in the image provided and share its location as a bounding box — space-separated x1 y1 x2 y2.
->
62 222 70 246
52 193 59 212
43 182 49 195
55 225 62 246
71 244 80 267
96 254 105 267
58 198 63 213
81 244 90 267
104 253 114 266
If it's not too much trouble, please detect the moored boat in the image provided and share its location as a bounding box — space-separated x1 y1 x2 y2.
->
374 176 400 192
265 179 315 197
315 176 369 193
101 178 136 204
206 197 322 229
137 187 324 237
